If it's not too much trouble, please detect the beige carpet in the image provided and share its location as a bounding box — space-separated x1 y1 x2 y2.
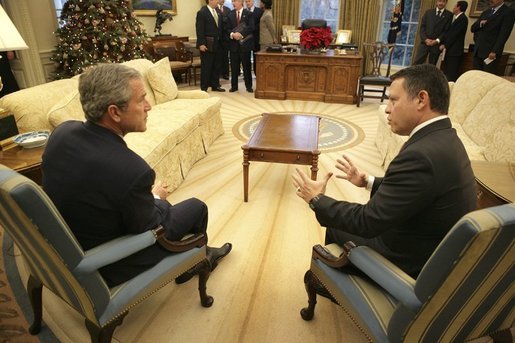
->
13 80 385 343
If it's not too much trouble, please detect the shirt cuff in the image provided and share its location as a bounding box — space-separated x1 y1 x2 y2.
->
153 194 161 200
365 175 375 191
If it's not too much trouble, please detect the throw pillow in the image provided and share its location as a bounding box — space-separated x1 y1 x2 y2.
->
147 57 178 103
47 89 85 128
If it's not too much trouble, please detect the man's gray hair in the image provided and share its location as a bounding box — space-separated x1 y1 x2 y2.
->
79 64 142 123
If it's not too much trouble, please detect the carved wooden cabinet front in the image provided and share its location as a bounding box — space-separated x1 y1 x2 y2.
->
255 51 362 104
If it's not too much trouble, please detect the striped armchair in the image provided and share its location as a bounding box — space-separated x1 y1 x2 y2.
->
301 204 515 342
0 165 213 342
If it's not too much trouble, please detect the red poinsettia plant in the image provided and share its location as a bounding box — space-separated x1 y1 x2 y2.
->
300 27 333 50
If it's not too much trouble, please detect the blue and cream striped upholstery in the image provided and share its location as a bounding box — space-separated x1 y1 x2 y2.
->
0 165 206 329
310 204 515 343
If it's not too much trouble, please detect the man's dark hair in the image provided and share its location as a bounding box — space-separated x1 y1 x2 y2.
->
262 0 272 9
390 64 450 114
457 1 468 12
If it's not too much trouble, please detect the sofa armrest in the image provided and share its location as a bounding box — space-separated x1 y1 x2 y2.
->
177 90 209 99
349 245 422 311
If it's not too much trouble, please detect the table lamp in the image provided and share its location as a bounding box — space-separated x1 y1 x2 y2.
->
0 4 29 92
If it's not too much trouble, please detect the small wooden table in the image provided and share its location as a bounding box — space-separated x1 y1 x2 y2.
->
242 113 321 202
0 145 44 185
471 161 515 209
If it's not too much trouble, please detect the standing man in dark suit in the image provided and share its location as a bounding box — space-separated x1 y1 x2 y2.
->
216 0 231 80
440 1 469 81
293 64 476 279
226 0 254 93
245 0 263 75
471 0 515 74
42 64 232 287
413 0 452 65
196 0 226 92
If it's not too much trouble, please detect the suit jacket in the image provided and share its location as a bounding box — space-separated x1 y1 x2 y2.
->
259 10 277 47
312 118 476 277
441 13 468 56
471 4 515 58
226 8 255 51
42 121 184 285
217 5 231 47
249 6 263 50
196 5 223 51
42 121 180 250
419 8 452 42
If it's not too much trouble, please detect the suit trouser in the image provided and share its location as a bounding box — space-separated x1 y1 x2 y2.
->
100 198 209 287
230 49 252 90
442 55 463 82
413 44 440 65
473 55 500 75
221 46 230 77
200 49 223 90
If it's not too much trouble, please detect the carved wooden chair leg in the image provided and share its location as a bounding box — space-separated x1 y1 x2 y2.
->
300 270 318 321
197 258 214 307
85 312 127 343
27 274 43 334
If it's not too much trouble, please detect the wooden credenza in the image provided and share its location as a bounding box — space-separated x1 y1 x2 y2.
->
255 51 362 104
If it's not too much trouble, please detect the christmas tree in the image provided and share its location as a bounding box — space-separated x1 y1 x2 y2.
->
51 0 150 79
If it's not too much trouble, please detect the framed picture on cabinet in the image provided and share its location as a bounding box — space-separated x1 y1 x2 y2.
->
130 0 176 16
335 30 352 44
287 30 301 44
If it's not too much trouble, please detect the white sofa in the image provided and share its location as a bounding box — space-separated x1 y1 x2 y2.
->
0 58 224 191
375 70 515 169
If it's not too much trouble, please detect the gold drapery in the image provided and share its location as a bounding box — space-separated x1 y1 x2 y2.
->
272 0 300 41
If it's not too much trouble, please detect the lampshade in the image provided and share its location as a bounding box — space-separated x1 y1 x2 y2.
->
0 5 28 52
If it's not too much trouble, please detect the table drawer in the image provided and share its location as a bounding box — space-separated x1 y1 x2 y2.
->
248 150 314 164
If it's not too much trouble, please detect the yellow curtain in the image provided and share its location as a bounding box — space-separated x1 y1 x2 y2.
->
272 0 300 41
410 0 436 65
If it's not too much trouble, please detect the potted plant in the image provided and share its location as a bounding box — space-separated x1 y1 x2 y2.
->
300 27 333 53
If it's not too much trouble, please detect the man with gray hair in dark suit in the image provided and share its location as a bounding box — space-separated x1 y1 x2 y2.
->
471 0 515 74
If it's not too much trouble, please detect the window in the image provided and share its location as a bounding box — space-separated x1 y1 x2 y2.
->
54 0 66 20
379 0 421 66
300 0 340 32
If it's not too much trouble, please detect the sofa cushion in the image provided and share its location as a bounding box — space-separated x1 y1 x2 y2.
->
147 57 178 103
121 59 157 106
0 78 78 132
47 89 85 128
461 81 515 162
451 122 485 161
448 71 506 125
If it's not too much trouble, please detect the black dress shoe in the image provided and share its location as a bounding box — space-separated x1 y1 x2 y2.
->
212 87 226 92
206 243 232 271
229 88 238 92
222 75 229 80
246 88 253 93
201 88 208 92
175 268 196 284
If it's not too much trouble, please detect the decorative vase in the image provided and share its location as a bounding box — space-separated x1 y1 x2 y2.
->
305 47 322 54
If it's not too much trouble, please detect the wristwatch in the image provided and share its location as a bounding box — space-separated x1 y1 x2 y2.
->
309 194 323 210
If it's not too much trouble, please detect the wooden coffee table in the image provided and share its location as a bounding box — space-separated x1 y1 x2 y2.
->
0 145 44 185
242 113 321 202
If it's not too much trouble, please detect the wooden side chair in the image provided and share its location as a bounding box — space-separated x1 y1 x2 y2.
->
301 204 515 342
0 165 214 342
357 42 396 107
153 41 192 84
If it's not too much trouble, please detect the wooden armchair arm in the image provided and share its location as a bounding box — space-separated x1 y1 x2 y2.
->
312 241 356 268
153 225 207 252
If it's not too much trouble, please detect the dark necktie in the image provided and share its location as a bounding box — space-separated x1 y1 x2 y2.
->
437 10 442 17
237 10 240 26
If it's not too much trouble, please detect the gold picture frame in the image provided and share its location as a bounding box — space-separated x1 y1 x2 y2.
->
282 25 296 38
469 0 489 17
287 29 302 44
130 0 176 16
335 30 352 44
